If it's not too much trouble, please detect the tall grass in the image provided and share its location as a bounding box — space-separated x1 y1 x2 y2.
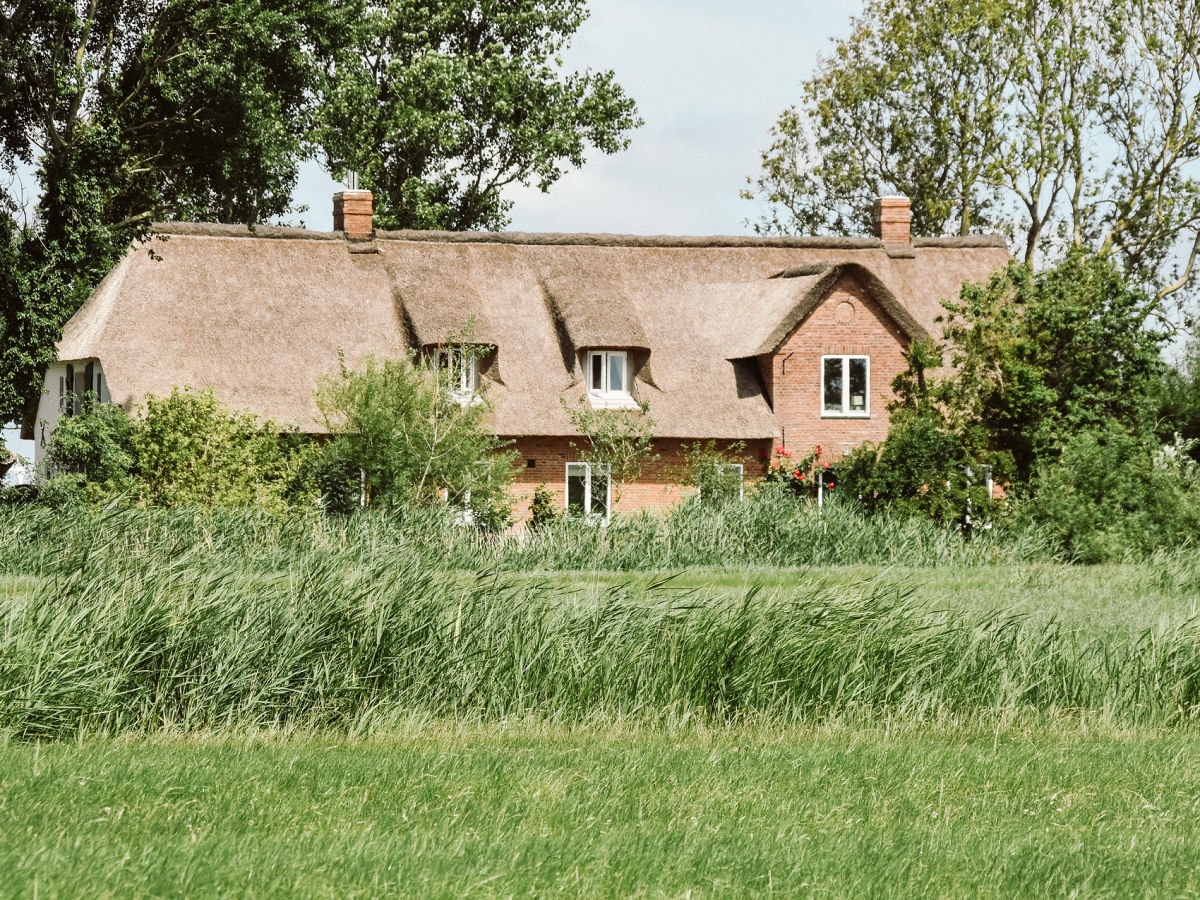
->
2 505 1200 737
0 492 1059 578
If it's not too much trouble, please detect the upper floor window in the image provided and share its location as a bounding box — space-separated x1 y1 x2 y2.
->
434 346 480 402
822 355 869 417
587 350 638 409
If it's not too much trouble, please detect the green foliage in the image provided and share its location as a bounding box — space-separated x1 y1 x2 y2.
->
679 440 746 505
132 388 306 510
937 249 1164 482
565 397 658 505
528 482 559 530
1024 427 1200 563
837 412 986 524
7 505 1200 743
316 353 514 529
44 395 135 495
316 0 641 231
1154 339 1200 459
0 0 638 425
0 0 350 426
745 0 1200 296
43 387 309 510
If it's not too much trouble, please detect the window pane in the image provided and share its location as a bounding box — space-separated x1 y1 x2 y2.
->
590 468 610 517
464 355 478 392
590 353 603 391
566 464 587 513
849 358 867 411
608 353 625 392
823 358 843 412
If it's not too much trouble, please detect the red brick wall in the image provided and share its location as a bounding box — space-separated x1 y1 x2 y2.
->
763 271 910 460
505 436 770 522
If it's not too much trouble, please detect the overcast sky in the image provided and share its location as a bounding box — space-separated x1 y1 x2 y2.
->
6 0 864 464
295 0 863 235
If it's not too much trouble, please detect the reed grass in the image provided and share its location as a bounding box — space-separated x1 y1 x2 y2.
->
0 493 1059 578
2 505 1200 737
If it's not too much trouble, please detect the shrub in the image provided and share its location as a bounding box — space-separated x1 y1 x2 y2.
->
1025 425 1200 562
316 353 515 529
44 393 136 494
679 440 746 505
763 443 830 498
837 412 987 525
132 387 307 510
44 386 308 511
529 482 558 530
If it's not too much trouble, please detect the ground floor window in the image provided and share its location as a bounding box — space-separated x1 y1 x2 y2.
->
822 355 869 416
566 461 610 520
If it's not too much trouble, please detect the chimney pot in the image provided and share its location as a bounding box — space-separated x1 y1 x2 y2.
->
334 190 374 239
873 196 911 244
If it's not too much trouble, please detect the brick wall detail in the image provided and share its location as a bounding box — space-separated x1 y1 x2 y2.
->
505 436 770 522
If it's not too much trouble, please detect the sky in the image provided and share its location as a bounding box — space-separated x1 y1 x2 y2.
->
5 0 864 470
294 0 863 235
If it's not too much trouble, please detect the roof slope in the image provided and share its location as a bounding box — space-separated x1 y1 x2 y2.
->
57 224 1009 439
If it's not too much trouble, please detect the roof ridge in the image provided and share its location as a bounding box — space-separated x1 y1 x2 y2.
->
149 222 341 240
148 221 1009 250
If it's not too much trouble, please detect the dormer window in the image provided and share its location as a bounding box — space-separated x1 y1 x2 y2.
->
587 350 639 409
434 345 480 402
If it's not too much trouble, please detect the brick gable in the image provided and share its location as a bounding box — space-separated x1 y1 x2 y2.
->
763 271 910 458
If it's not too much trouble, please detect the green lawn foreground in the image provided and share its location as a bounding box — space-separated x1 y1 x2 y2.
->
3 724 1200 898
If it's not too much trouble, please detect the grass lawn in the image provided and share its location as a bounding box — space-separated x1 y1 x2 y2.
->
4 723 1200 897
6 547 1200 896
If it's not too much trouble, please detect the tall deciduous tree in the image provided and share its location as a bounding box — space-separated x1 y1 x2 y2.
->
316 0 641 231
744 0 1200 305
0 0 349 428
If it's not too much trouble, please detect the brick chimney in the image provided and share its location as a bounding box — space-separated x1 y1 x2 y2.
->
334 189 374 239
873 196 911 244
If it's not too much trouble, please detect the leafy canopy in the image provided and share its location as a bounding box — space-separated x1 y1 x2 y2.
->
0 0 349 427
934 249 1165 482
316 0 641 230
745 0 1200 306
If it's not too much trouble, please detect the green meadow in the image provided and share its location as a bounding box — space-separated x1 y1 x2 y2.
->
3 505 1200 895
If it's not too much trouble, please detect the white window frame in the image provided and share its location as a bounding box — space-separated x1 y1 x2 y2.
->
821 355 870 417
434 345 480 403
565 461 611 522
586 350 639 409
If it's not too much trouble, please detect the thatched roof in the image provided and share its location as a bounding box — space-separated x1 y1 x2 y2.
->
55 224 1009 439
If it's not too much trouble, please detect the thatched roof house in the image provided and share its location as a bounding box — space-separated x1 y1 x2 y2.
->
34 192 1009 516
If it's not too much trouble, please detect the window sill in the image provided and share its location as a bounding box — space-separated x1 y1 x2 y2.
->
588 392 641 411
821 411 870 419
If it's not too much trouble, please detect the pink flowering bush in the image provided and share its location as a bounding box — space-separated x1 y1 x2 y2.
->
763 444 835 497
